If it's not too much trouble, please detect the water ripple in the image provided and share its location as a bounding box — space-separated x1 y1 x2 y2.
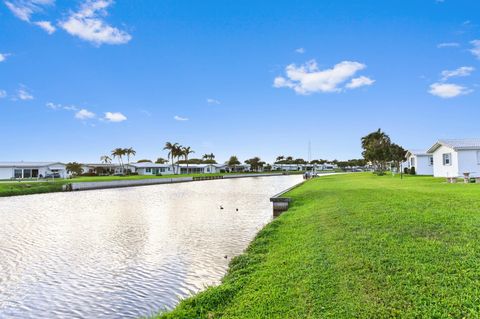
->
0 176 302 318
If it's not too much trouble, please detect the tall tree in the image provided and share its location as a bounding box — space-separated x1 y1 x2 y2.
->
181 146 195 174
227 155 241 172
111 148 127 173
66 162 83 177
245 157 263 172
155 157 168 164
125 147 136 174
164 142 179 174
361 129 392 174
390 143 407 173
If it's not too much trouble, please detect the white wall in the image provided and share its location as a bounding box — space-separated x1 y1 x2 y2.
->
457 150 480 176
0 167 13 179
432 145 459 177
416 155 433 175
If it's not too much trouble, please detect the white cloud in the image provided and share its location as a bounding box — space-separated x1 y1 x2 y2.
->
470 40 480 59
104 111 127 122
345 76 375 89
4 0 54 22
273 60 372 94
17 87 33 100
207 98 220 105
429 83 472 98
174 115 188 121
440 66 474 81
437 42 460 48
295 48 305 54
46 102 61 109
0 53 10 62
75 108 96 119
0 90 7 98
59 0 132 45
34 20 55 34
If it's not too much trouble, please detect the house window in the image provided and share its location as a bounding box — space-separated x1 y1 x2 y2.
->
23 169 32 178
429 156 433 166
146 168 151 173
410 157 415 167
14 169 22 178
442 153 451 166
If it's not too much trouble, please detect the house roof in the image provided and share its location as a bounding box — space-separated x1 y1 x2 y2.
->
130 162 171 168
406 149 429 157
427 139 480 153
0 162 64 168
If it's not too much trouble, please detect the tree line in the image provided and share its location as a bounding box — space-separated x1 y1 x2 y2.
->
361 129 407 174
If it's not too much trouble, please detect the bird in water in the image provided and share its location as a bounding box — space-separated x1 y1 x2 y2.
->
224 255 228 259
236 208 239 212
219 205 224 210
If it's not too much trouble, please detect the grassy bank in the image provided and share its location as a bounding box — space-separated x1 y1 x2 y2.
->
157 173 480 318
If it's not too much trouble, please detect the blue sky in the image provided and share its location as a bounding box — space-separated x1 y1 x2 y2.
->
1 0 479 163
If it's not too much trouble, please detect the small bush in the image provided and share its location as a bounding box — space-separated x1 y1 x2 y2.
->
404 167 410 174
410 166 416 175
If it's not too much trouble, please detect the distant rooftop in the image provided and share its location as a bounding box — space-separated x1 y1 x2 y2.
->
407 149 429 156
0 162 63 167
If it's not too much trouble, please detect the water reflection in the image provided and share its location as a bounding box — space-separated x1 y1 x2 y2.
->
0 175 302 319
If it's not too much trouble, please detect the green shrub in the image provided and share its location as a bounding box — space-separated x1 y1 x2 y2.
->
410 166 416 175
404 167 410 174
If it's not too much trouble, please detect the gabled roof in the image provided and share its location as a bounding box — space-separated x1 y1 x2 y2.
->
427 139 480 153
0 162 64 168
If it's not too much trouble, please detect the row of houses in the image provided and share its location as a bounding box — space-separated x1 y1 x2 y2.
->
0 161 337 180
406 139 480 177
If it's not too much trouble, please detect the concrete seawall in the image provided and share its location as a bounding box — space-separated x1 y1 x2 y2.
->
64 173 293 192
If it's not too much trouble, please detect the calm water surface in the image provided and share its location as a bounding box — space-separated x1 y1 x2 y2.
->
0 175 302 319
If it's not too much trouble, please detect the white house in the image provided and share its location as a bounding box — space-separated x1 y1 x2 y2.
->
81 163 126 175
427 139 480 177
405 149 433 175
129 162 174 175
0 162 68 179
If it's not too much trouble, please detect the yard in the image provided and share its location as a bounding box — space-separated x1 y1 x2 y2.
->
157 173 480 318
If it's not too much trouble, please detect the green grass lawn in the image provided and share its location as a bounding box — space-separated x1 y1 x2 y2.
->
156 173 480 318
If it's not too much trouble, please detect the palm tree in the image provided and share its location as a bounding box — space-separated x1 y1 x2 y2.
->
111 148 126 174
164 142 180 174
276 155 285 171
125 147 136 174
100 155 112 164
202 154 209 161
182 146 195 174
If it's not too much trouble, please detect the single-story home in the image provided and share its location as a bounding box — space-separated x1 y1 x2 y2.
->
427 139 480 177
81 163 126 175
128 162 174 175
405 149 433 175
0 162 68 179
271 163 336 171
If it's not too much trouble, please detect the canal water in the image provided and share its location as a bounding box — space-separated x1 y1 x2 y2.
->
0 175 302 319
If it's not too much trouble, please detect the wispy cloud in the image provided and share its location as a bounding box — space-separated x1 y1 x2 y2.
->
295 48 305 54
345 76 375 89
470 40 480 59
4 0 54 22
0 53 10 62
34 20 55 34
75 108 96 119
59 0 132 45
0 90 7 98
429 83 472 98
440 66 474 81
273 60 374 94
46 101 78 111
17 87 34 100
207 98 220 105
174 115 188 121
437 42 460 48
104 111 127 122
